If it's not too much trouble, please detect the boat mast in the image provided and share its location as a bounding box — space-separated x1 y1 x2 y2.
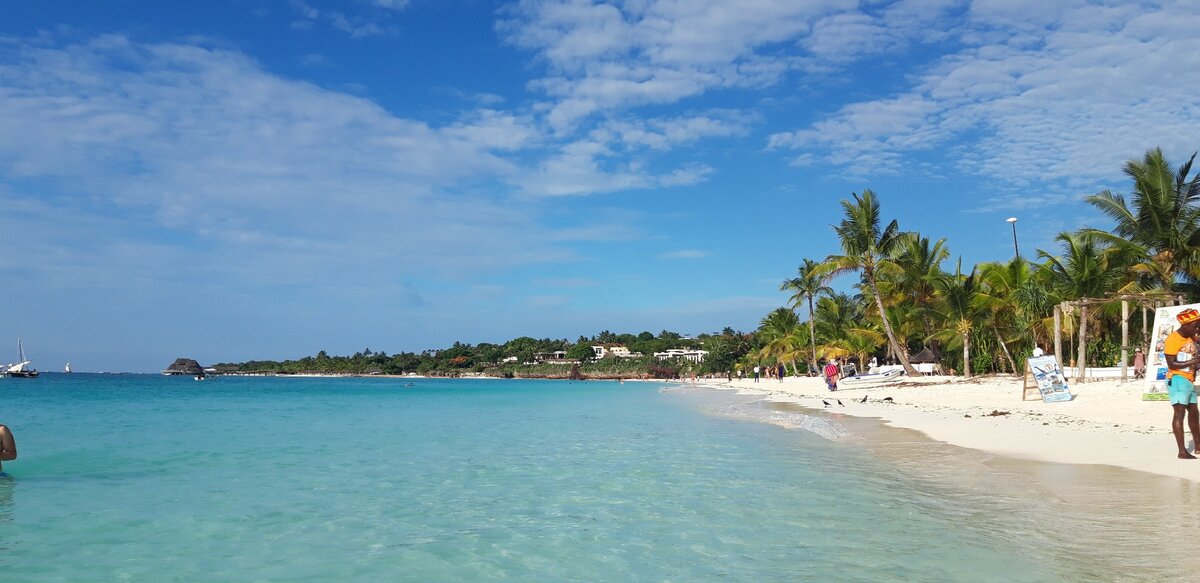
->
18 337 26 362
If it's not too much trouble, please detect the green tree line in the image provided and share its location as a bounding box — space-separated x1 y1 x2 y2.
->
219 147 1200 380
767 147 1200 378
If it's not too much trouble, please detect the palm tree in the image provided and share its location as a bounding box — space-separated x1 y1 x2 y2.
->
757 308 803 375
827 190 919 375
781 258 833 375
978 257 1053 374
1084 147 1200 290
930 260 985 377
1039 232 1136 377
879 232 950 339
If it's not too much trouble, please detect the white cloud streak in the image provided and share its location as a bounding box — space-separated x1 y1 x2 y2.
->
768 0 1200 200
499 0 856 130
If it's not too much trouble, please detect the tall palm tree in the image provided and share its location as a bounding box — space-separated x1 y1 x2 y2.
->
1084 148 1200 290
826 190 919 375
931 260 985 377
781 258 833 375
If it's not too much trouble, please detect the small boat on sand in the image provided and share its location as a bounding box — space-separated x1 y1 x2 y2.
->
838 368 904 389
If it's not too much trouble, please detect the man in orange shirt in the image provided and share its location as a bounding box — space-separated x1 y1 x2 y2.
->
1165 308 1200 459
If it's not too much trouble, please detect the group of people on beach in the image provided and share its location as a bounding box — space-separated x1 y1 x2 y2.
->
747 364 786 383
1166 308 1200 459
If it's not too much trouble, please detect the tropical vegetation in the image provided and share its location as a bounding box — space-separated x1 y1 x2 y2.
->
217 147 1200 380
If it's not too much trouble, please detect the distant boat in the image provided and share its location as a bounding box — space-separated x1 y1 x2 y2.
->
65 362 72 373
7 337 39 379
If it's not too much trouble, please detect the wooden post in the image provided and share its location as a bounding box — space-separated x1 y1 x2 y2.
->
1121 299 1129 382
1053 304 1062 367
1142 304 1148 353
1077 303 1088 382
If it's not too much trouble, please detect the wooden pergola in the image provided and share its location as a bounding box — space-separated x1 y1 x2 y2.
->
1053 292 1187 382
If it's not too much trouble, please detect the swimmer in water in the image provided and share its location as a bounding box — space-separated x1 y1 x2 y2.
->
0 424 17 472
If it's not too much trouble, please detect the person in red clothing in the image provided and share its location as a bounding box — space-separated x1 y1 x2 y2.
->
1164 308 1200 459
824 359 840 392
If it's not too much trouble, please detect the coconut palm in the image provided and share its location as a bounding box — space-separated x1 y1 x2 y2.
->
879 232 950 339
830 326 885 372
781 258 833 375
757 308 803 375
1039 232 1137 377
813 292 864 348
930 260 986 377
826 190 919 375
1084 148 1200 290
978 257 1054 373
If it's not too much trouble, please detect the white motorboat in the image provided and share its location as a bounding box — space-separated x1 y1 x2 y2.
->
838 368 904 389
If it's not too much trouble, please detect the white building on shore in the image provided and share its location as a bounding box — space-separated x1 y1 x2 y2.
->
653 348 708 363
592 345 642 359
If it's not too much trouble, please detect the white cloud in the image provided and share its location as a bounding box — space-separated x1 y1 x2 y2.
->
659 249 708 260
499 0 856 129
0 35 586 289
372 0 410 10
289 0 399 37
768 0 1200 197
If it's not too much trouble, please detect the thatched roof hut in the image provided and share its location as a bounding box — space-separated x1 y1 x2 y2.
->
162 358 204 375
909 347 941 364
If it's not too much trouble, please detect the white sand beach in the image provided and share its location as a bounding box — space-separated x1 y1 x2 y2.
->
703 374 1200 482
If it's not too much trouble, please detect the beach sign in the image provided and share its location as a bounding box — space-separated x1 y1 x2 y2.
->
1023 355 1073 403
1144 302 1200 401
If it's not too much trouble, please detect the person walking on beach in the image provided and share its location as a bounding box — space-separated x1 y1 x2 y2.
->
777 363 784 382
753 365 760 383
824 359 840 392
1134 347 1146 379
1164 308 1200 459
0 424 17 472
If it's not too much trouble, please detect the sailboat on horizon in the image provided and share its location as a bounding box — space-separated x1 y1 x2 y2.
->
65 362 72 373
6 337 40 378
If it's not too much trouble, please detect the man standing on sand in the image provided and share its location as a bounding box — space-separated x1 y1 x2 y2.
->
0 424 17 472
1164 308 1200 459
752 365 760 383
824 359 840 392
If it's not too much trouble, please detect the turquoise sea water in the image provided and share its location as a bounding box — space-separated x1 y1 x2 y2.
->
1 374 1196 581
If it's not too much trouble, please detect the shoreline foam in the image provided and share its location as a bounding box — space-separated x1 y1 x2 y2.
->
680 374 1200 483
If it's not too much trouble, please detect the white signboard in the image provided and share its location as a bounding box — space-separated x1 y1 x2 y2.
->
1144 302 1200 401
1028 355 1072 403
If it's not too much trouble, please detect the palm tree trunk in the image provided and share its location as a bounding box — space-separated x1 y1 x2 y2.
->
994 325 1017 375
808 295 818 376
962 329 971 377
867 270 919 375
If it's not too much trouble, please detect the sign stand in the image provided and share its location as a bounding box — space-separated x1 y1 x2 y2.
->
1023 355 1073 403
1021 360 1041 401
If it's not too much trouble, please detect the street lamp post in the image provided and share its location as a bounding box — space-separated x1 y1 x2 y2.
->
1006 217 1020 259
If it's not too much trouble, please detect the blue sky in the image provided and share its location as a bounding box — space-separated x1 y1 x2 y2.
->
3 0 1199 372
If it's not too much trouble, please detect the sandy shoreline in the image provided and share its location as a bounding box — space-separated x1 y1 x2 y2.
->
686 374 1200 483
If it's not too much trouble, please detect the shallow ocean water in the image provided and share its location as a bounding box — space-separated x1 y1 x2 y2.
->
1 374 1194 581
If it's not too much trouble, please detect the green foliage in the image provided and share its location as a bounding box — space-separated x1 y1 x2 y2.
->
218 150 1200 382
